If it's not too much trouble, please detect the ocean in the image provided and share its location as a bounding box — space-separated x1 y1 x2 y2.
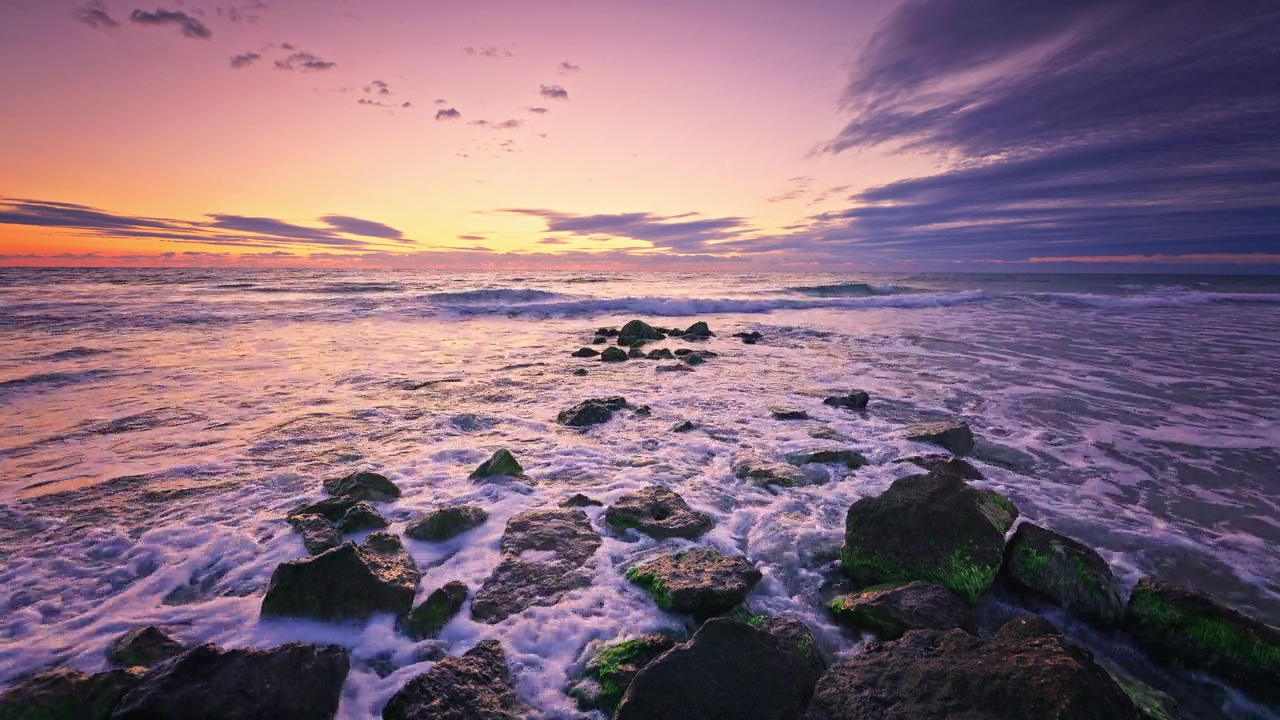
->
1 268 1278 718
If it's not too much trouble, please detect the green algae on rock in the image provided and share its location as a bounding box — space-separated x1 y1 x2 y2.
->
626 548 762 618
604 485 713 539
829 580 972 640
570 633 678 713
107 626 185 668
469 448 524 479
1003 522 1124 627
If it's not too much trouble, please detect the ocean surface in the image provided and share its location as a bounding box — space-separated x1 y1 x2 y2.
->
1 268 1278 718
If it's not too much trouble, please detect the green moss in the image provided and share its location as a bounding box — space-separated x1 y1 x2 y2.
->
1131 587 1280 674
841 545 994 604
626 567 672 609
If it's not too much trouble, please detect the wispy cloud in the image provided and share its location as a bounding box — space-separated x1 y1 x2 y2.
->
74 1 119 31
275 50 335 72
539 84 569 100
229 52 260 69
526 107 549 115
500 209 751 253
129 8 211 39
217 1 268 24
558 61 580 73
365 80 389 96
435 108 461 120
463 45 513 58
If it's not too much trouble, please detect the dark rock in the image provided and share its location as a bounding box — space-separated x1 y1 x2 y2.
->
287 496 359 523
823 392 869 410
632 405 651 416
681 353 705 366
841 471 1017 603
772 408 810 421
618 320 663 344
615 619 818 720
906 420 975 455
556 396 628 427
671 420 696 432
571 347 600 358
261 532 421 621
287 513 342 555
673 348 693 356
732 331 763 344
733 457 804 487
599 346 628 362
469 448 524 480
754 616 828 677
627 548 762 618
0 668 141 720
829 581 972 640
398 581 468 641
1004 523 1124 627
337 501 389 533
112 643 350 720
107 627 184 668
805 616 1141 720
406 505 488 542
591 335 608 344
627 347 646 359
667 327 686 336
788 449 867 469
572 368 588 376
656 363 694 373
1124 577 1280 705
683 321 715 338
471 509 602 623
382 641 520 720
560 493 603 508
896 454 984 480
646 348 675 360
1112 673 1182 720
605 486 714 539
596 326 619 337
570 633 678 713
322 470 401 502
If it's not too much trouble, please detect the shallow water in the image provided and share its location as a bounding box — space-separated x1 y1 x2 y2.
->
1 269 1278 718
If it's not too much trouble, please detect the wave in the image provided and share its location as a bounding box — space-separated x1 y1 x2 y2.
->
785 281 908 297
45 346 109 360
1036 291 1280 309
434 290 989 317
425 288 564 304
0 369 113 393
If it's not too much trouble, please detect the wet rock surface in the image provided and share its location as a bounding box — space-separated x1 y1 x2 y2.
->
382 640 520 720
829 581 972 639
754 616 828 678
469 448 524 480
605 486 713 539
1004 522 1125 627
627 548 762 618
682 321 715 338
557 396 628 427
823 391 869 410
405 505 489 542
600 346 628 362
261 532 421 621
398 581 468 641
896 453 984 480
336 501 389 533
905 420 975 455
570 632 678 713
288 513 343 555
471 508 602 623
571 347 600 358
618 319 664 344
107 626 185 668
787 449 867 469
287 496 360 523
733 456 805 487
0 668 142 720
322 471 401 502
771 408 811 421
559 493 603 508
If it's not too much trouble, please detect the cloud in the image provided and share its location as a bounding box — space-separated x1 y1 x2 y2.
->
275 51 336 72
365 80 389 96
320 215 412 242
74 1 119 30
470 119 523 130
539 84 569 100
229 52 260 69
500 209 751 253
464 46 513 58
435 108 461 120
129 8 211 39
456 234 486 241
558 61 580 73
217 2 268 24
526 107 549 114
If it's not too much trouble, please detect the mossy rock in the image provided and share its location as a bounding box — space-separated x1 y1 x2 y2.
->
1124 577 1280 705
841 472 1017 603
557 397 628 427
398 581 468 640
1003 523 1124 627
646 348 675 360
405 505 488 542
829 580 972 640
322 471 401 502
681 353 705 366
600 346 629 362
1112 673 1181 720
469 448 524 479
626 548 762 618
570 633 678 713
733 457 805 487
559 493 603 508
604 486 713 539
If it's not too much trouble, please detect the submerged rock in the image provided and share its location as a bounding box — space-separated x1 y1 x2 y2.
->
841 471 1017 603
671 420 697 432
0 668 142 720
615 619 819 720
261 532 421 621
805 616 1141 720
896 454 984 480
771 408 810 421
570 633 678 713
599 346 628 362
112 643 350 720
656 363 695 373
405 505 488 542
1124 577 1280 705
906 420 975 455
1004 523 1124 627
559 493 603 508
682 321 715 338
681 353 706 366
627 548 762 618
469 448 524 480
107 626 185 668
646 348 675 360
398 581 468 641
605 486 714 539
823 391 870 410
787 449 867 469
572 368 588 376
322 470 401 502
732 331 763 344
287 496 360 523
287 513 342 556
571 347 600 358
383 641 520 720
829 581 972 640
557 396 628 427
337 501 389 533
471 509 602 623
618 319 663 344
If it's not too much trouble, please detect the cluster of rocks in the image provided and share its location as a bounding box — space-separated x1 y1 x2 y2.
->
570 319 747 373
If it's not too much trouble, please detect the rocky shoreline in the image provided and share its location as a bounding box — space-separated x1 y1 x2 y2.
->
2 318 1278 719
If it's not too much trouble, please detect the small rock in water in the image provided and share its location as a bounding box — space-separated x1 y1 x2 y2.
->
559 493 603 508
682 321 715 338
627 346 646 358
337 501 389 533
261 532 421 621
471 509 603 623
605 486 714 539
627 548 762 618
323 470 401 502
897 454 984 480
405 505 489 541
671 420 697 432
288 513 343 555
733 457 805 487
0 668 143 720
599 346 628 362
632 404 651 416
288 496 360 523
591 335 608 344
398 581 468 640
469 448 524 479
771 408 809 421
906 420 975 455
1003 523 1125 628
595 326 619 337
557 396 628 427
656 363 694 373
572 368 588 376
788 449 867 468
570 633 678 713
382 641 521 720
107 626 185 668
646 348 675 360
829 581 973 640
681 353 705 366
823 391 870 410
618 319 664 344
732 330 763 344
571 347 600 358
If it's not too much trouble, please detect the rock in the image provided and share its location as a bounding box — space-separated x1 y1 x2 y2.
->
572 368 588 376
646 348 675 360
805 616 1141 720
605 486 714 539
599 346 628 362
733 457 805 487
107 626 184 668
618 319 663 344
1112 673 1182 720
287 513 342 555
788 449 867 469
570 633 678 713
656 363 694 373
287 496 360 523
591 335 608 344
632 405 651 416
382 641 520 720
112 643 350 720
559 493 603 508
596 326 620 337
398 581 468 641
615 619 819 720
906 420 975 455
627 347 646 358
1124 577 1280 705
571 347 600 358
671 420 696 432
829 581 972 640
1003 523 1124 627
405 505 489 542
0 668 141 720
683 321 715 338
322 470 401 502
556 396 628 427
732 331 763 344
823 392 869 410
627 548 762 618
681 353 705 366
471 509 602 623
896 454 984 480
841 471 1017 603
261 532 421 621
469 448 524 479
754 616 828 677
337 501 389 533
771 408 810 421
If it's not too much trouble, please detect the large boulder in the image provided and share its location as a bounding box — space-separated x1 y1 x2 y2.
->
570 633 678 713
0 668 141 720
107 627 185 668
829 581 972 640
112 643 349 720
471 508 602 623
604 486 713 539
905 420 975 455
405 505 488 542
1003 523 1124 627
322 470 401 502
824 392 869 410
618 320 663 344
805 616 1141 720
753 616 828 678
398 581 468 641
615 619 820 720
287 513 342 555
260 532 421 621
469 449 524 480
841 472 1017 603
627 548 762 618
382 641 520 720
557 397 628 427
1124 577 1280 705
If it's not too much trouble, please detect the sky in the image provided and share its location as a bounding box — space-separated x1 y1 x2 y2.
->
1 0 1277 271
